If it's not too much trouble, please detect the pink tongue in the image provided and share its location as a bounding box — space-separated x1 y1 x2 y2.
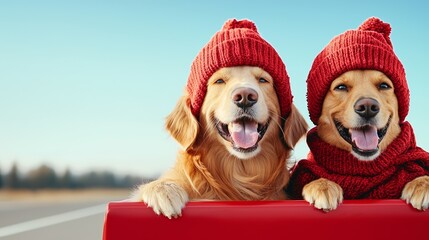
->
349 126 379 150
228 120 259 149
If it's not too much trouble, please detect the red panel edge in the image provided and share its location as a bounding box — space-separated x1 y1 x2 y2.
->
103 200 429 240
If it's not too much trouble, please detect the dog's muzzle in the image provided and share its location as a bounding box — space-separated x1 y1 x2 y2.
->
216 117 269 153
335 117 390 158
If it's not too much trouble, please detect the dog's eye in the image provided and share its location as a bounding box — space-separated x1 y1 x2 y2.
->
214 79 225 84
334 84 348 91
379 82 391 90
259 78 269 83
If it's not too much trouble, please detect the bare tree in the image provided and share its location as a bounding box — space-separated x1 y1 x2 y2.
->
0 166 3 188
59 168 77 188
25 164 58 189
5 162 20 189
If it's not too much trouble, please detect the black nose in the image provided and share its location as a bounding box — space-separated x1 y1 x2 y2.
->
354 98 380 119
232 87 258 109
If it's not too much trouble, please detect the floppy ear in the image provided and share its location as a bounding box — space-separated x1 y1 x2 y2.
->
282 104 308 149
165 93 199 151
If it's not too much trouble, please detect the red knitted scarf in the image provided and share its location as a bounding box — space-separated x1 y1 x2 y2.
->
287 122 429 199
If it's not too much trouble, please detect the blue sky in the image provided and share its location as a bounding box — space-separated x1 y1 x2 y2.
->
0 0 428 177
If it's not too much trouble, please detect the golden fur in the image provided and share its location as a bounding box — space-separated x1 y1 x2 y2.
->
303 70 429 211
133 66 308 218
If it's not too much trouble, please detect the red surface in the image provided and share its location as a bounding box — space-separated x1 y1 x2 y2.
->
103 200 429 240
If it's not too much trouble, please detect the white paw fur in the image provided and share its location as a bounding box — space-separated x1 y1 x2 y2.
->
302 178 344 212
401 175 429 211
131 180 189 219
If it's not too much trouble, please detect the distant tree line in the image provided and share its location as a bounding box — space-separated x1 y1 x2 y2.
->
0 163 153 190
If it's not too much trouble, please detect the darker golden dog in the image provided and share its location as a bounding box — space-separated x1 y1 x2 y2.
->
288 17 429 212
302 70 429 211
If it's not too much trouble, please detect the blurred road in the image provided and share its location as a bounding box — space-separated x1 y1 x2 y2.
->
0 189 129 240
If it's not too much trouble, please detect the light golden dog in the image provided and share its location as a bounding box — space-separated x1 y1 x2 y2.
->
132 66 307 218
303 70 429 211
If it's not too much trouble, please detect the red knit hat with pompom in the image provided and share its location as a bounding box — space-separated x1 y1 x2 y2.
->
307 17 409 125
187 19 292 118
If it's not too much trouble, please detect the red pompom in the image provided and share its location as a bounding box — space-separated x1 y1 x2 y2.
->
222 19 258 32
358 17 392 46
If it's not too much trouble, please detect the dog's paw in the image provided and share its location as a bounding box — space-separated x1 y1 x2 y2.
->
132 181 189 219
401 175 429 211
302 178 343 212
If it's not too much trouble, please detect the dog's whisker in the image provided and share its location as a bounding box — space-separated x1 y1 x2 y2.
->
269 110 286 137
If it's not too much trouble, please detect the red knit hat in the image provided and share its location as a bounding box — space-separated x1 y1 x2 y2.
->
307 17 409 125
187 19 292 118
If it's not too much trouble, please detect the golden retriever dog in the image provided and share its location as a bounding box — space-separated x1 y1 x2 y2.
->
287 17 429 212
133 66 307 218
301 70 429 211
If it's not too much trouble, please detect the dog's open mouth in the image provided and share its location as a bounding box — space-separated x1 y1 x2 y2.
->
216 117 269 153
334 118 390 157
